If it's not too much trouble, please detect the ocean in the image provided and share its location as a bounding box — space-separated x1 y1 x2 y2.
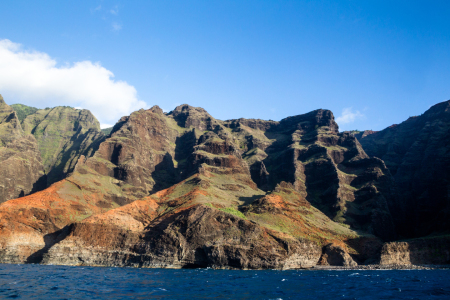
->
0 264 449 299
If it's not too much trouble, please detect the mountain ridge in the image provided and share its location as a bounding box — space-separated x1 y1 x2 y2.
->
0 96 449 268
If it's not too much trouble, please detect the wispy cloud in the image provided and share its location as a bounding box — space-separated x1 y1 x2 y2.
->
91 5 102 13
111 22 122 31
91 4 123 33
0 39 147 126
110 5 119 15
336 107 365 124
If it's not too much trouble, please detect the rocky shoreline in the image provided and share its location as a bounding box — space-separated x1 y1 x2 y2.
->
311 264 450 270
4 262 448 271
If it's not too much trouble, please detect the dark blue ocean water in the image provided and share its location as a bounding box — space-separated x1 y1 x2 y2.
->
0 264 449 299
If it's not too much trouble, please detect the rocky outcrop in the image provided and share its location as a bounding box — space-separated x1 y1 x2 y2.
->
380 236 450 265
0 95 45 203
84 107 183 198
318 243 358 267
357 100 450 238
169 104 222 131
20 106 105 185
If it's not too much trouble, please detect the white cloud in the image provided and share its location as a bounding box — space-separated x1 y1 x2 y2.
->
336 107 365 124
111 22 122 31
0 39 147 126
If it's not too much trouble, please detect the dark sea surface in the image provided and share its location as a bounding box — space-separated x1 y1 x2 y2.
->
0 264 449 299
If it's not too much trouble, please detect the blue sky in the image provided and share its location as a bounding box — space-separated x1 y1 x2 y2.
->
0 0 449 130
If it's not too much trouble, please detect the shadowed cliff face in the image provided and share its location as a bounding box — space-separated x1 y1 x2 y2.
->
0 103 399 268
0 95 46 203
357 100 450 238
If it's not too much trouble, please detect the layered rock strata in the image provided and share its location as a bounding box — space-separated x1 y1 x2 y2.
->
224 109 397 240
41 171 357 268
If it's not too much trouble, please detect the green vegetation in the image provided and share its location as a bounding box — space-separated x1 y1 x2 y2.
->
219 207 247 219
165 117 190 134
349 130 362 134
101 127 113 135
19 106 103 185
10 104 39 122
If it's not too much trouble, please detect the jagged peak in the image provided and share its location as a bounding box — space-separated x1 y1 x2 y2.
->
0 94 4 105
279 109 339 134
171 104 209 114
280 108 335 122
149 105 163 114
168 104 219 131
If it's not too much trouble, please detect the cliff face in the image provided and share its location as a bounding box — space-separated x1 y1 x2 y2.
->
224 109 397 241
42 205 324 269
357 100 450 238
0 96 46 203
0 103 405 268
19 106 105 185
41 158 356 269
